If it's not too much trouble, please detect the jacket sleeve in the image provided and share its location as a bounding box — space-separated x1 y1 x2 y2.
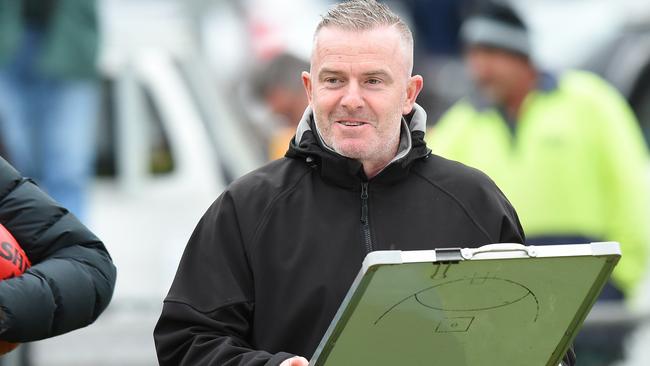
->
154 191 295 366
426 101 527 245
496 186 526 245
0 157 116 342
438 156 526 246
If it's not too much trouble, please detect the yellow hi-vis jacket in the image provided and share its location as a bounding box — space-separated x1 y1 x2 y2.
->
428 70 650 297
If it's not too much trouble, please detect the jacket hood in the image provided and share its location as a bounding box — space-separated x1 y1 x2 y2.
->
286 104 431 188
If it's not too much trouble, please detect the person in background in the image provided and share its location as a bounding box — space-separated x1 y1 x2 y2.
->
0 155 116 353
427 1 650 364
154 1 575 365
0 0 100 220
398 0 474 123
251 52 310 160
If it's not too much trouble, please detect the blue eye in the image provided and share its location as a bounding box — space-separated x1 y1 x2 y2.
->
367 78 381 85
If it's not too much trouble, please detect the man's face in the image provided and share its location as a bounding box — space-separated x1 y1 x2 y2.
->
265 86 308 128
302 26 422 165
466 46 530 104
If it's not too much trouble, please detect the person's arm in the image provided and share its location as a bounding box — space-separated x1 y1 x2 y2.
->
155 301 296 365
0 157 116 341
154 192 296 366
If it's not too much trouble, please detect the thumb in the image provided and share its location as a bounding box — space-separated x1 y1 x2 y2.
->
289 356 309 366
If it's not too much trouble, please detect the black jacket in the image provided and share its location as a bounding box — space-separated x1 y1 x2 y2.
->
154 106 526 365
0 156 116 342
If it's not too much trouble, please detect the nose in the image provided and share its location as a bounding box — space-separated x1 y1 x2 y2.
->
467 49 492 81
340 82 364 111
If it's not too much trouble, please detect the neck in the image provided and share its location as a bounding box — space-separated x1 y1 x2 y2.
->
504 68 538 120
362 123 404 179
362 154 396 179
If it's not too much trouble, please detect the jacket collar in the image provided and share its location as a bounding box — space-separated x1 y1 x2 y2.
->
287 104 431 188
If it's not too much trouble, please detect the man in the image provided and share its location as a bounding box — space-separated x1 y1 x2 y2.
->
251 52 311 160
429 2 648 364
0 0 100 220
154 1 532 365
428 0 649 302
0 156 116 352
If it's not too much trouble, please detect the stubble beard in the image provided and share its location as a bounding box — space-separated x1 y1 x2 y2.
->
314 109 402 168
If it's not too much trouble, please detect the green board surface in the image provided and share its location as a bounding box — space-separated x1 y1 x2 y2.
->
313 246 618 366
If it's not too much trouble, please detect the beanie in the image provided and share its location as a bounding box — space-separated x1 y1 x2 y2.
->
460 0 530 57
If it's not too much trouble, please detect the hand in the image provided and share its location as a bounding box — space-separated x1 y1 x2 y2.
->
279 356 309 366
0 341 18 356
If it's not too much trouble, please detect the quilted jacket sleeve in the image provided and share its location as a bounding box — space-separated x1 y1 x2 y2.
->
0 156 116 342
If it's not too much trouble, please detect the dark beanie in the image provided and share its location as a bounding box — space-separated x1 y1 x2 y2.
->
460 0 530 57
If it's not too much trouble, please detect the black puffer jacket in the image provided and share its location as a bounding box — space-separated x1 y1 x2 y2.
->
154 106 526 365
0 156 116 342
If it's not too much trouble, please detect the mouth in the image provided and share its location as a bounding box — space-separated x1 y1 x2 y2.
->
336 120 368 127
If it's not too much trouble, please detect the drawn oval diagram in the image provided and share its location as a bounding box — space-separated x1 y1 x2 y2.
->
374 276 539 325
415 277 533 312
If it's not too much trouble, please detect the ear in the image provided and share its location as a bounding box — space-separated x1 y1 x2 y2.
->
402 74 424 115
302 71 313 105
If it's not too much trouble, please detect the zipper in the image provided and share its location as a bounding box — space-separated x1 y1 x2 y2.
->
360 182 373 253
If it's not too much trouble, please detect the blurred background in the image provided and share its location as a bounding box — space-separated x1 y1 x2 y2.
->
1 0 650 365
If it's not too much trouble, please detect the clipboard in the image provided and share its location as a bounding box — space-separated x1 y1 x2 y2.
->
309 242 620 366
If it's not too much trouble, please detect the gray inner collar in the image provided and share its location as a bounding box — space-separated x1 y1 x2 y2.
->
292 104 428 173
294 103 427 148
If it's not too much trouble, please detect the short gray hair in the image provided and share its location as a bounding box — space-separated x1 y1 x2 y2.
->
315 0 413 51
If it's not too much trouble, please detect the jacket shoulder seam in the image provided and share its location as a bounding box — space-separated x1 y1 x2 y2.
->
413 170 494 242
247 167 312 250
